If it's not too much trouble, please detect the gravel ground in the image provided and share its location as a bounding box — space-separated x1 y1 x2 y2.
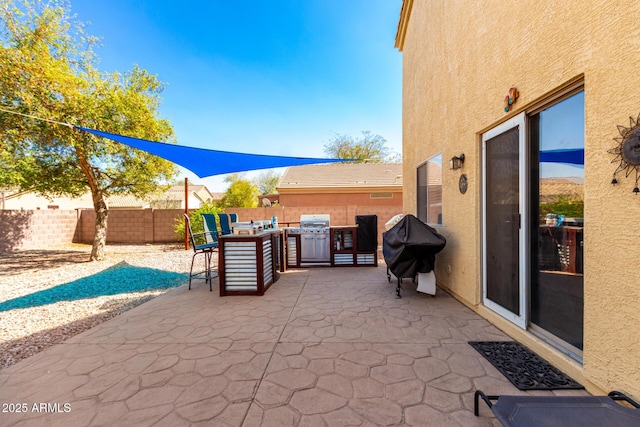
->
0 243 195 370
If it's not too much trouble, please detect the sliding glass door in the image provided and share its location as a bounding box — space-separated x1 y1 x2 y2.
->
530 91 585 356
482 91 584 358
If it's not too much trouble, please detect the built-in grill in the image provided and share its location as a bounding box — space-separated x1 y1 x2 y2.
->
289 214 331 265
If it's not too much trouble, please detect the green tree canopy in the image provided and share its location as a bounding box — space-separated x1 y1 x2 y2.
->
219 173 259 208
174 200 221 241
0 0 178 260
253 170 280 195
323 131 399 163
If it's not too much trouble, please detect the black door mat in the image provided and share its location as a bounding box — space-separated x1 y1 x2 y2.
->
469 341 584 390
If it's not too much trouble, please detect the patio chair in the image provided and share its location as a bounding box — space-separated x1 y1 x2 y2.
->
184 213 218 291
218 213 232 235
229 213 238 224
202 214 220 245
474 389 640 427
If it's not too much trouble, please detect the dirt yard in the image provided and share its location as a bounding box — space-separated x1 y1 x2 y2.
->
0 244 195 370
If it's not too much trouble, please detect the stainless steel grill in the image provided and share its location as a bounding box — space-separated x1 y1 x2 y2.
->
299 214 330 229
294 214 330 265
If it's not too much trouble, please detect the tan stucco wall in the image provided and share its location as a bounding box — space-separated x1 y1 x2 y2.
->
399 0 640 397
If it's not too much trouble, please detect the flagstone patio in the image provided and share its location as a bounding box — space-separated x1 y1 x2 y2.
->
0 265 590 426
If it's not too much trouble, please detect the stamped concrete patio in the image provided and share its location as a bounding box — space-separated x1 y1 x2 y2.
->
0 265 589 426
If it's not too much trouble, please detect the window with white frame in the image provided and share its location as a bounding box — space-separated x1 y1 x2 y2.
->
417 153 442 224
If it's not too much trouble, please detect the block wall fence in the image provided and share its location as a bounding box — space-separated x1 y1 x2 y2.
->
0 209 81 251
0 206 401 251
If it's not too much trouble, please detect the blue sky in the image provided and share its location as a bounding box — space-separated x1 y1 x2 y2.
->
71 1 403 192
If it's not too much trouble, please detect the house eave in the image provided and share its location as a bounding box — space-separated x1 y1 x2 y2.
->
394 0 413 51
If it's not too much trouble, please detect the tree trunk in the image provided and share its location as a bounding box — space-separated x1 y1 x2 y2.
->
90 192 108 261
75 144 108 261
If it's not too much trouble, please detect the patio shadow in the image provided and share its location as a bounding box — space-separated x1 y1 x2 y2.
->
0 262 187 312
0 294 156 370
0 210 32 252
0 248 89 276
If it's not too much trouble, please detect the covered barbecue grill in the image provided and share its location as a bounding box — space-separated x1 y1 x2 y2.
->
383 214 446 298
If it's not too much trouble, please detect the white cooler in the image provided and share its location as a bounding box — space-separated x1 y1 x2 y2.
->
416 271 436 295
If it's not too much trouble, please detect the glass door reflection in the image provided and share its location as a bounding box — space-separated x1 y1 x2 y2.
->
530 91 585 356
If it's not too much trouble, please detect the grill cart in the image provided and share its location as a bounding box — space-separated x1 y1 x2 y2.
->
383 214 446 298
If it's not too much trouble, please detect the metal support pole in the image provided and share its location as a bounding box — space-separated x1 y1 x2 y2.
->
184 177 189 250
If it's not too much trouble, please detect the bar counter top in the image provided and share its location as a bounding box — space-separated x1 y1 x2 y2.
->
219 228 284 238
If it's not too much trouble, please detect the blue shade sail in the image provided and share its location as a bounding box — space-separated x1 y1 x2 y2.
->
539 148 584 166
75 126 349 178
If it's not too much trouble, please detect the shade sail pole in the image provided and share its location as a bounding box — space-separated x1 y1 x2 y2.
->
184 177 189 250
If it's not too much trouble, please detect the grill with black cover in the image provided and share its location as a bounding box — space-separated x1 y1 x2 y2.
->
382 214 446 297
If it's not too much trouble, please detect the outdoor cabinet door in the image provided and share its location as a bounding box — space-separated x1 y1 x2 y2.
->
316 233 330 261
287 235 300 267
300 234 315 261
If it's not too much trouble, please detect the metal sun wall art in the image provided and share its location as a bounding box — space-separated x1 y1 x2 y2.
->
608 113 640 194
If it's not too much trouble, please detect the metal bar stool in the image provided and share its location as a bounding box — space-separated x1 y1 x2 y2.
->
184 213 218 291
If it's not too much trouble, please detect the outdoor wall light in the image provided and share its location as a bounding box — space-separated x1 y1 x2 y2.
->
450 154 465 170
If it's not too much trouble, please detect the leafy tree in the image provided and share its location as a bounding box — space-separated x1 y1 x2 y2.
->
174 201 221 241
218 173 258 208
253 170 280 195
540 196 584 220
0 0 178 260
323 131 399 163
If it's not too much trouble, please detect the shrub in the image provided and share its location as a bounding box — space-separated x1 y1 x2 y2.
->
539 196 584 220
174 201 222 241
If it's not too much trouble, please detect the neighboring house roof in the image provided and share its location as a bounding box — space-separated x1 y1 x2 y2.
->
0 188 94 210
151 184 215 207
150 184 217 209
424 161 442 186
0 191 150 210
107 194 150 209
278 163 403 192
1 184 216 210
162 184 212 200
210 192 224 202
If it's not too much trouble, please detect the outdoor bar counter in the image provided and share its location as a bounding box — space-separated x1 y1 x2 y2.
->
218 229 285 296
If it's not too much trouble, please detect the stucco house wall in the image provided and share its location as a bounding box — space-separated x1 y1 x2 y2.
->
397 0 640 398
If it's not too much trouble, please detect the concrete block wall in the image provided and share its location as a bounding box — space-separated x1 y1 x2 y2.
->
77 208 183 244
0 210 80 251
108 210 148 243
153 209 184 242
229 205 403 250
77 209 94 243
1 206 402 251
